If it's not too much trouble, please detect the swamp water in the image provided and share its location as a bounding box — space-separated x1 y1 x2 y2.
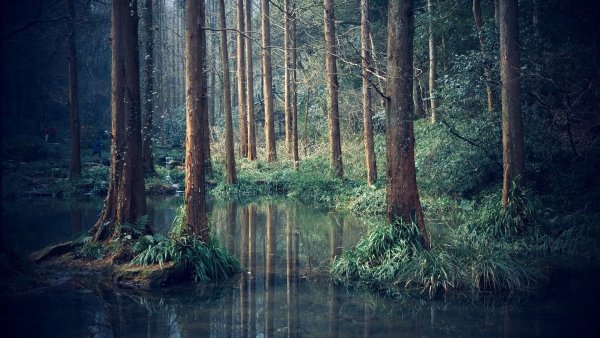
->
1 197 597 337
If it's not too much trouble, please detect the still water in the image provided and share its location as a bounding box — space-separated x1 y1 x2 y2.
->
1 197 597 337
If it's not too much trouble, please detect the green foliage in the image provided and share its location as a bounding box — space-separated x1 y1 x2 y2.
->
131 207 239 283
73 235 106 260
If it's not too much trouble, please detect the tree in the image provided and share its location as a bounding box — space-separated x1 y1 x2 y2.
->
472 0 495 112
92 0 147 242
183 0 209 239
67 0 80 179
386 0 430 250
290 1 299 169
428 0 437 123
499 0 524 208
142 0 156 175
262 0 276 162
218 0 237 184
361 0 376 185
237 0 248 158
323 0 343 178
245 0 256 160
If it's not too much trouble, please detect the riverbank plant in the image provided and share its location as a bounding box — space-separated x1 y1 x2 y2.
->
130 207 239 283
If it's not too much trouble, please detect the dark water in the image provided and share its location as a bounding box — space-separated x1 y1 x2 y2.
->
1 197 597 337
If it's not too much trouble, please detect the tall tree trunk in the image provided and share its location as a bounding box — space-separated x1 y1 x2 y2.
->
361 0 376 185
499 0 525 208
291 1 299 169
262 0 276 162
284 0 293 157
142 0 156 175
184 0 209 239
428 0 437 123
237 0 248 158
494 0 500 25
219 0 237 184
245 0 256 160
472 0 495 112
386 0 430 250
67 0 81 179
323 0 343 178
92 0 147 242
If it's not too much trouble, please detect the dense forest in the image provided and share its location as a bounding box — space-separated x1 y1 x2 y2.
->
1 0 599 335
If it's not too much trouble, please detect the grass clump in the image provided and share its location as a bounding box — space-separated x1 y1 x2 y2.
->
332 217 544 298
130 208 240 283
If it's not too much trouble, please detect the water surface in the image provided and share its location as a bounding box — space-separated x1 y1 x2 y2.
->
1 197 597 337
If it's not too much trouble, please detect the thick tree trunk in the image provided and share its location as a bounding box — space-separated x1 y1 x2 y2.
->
237 0 248 158
245 0 256 160
499 0 525 208
428 0 437 123
263 0 276 162
67 0 80 180
323 0 343 178
184 0 209 239
386 0 430 250
92 0 147 242
472 0 495 113
142 0 156 175
361 0 376 185
219 0 237 184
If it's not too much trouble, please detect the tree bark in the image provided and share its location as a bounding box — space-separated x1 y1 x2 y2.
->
472 0 495 113
291 1 299 169
219 0 237 184
67 0 81 179
263 0 276 162
184 0 209 239
323 0 343 178
237 0 248 158
92 0 147 242
245 0 256 160
284 0 292 157
361 0 376 185
386 0 430 250
499 0 525 208
428 0 437 123
142 0 156 175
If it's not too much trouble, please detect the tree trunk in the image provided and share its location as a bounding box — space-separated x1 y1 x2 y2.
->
291 2 299 169
184 0 209 239
262 0 276 162
386 0 430 250
361 0 376 185
494 0 500 25
92 0 147 242
323 0 343 178
499 0 525 208
219 0 237 184
237 0 248 158
428 0 437 123
472 0 495 113
284 0 292 157
67 0 81 179
245 0 256 160
142 0 156 175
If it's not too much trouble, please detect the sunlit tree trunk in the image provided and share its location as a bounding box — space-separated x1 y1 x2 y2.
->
472 0 495 113
428 0 437 123
142 0 156 175
386 0 430 250
284 0 292 157
67 0 80 179
92 0 147 242
323 0 343 178
245 0 256 160
361 0 376 185
499 0 525 208
237 0 248 158
262 0 276 162
219 0 237 184
184 0 209 239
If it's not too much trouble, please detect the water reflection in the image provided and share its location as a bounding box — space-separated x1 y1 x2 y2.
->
1 198 598 337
